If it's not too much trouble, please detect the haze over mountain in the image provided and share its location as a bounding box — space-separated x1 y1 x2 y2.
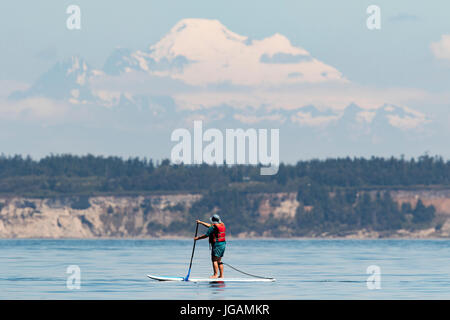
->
2 18 443 161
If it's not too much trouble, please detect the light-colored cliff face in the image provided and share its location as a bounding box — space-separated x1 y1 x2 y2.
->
390 189 450 216
256 193 299 222
389 189 450 238
0 190 449 238
0 193 300 238
0 194 201 238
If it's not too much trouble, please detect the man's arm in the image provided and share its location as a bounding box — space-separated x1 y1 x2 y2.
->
196 220 211 228
194 234 208 241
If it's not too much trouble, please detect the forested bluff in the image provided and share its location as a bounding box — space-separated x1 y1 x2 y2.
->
0 154 449 238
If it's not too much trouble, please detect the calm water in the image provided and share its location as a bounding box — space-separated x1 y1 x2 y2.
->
0 239 449 299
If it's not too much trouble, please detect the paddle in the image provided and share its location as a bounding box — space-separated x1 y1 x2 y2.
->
184 222 199 281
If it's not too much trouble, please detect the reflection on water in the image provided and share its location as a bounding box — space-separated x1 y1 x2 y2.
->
0 239 449 299
209 281 226 292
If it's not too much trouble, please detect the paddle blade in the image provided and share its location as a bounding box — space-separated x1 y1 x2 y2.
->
184 269 191 281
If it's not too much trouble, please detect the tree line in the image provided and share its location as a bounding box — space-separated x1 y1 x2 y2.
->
0 154 449 195
0 153 441 235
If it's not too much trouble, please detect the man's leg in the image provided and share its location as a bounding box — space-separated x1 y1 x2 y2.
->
218 258 224 278
211 256 219 278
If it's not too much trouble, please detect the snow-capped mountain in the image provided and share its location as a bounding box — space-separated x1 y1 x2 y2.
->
9 55 140 108
10 18 346 105
102 48 136 76
215 103 427 131
99 18 346 86
9 56 101 104
8 18 428 135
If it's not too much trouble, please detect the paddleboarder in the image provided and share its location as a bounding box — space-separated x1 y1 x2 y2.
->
194 214 226 279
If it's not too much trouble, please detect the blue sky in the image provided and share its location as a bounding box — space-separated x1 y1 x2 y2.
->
0 1 449 161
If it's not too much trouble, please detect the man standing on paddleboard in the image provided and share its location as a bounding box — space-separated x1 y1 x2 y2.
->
194 214 226 279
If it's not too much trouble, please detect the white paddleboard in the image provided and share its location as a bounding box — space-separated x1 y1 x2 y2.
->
147 274 275 282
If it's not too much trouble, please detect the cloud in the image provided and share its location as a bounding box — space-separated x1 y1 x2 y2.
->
171 83 430 113
233 113 286 124
89 70 194 96
387 114 428 130
0 81 72 122
431 34 450 61
0 80 29 97
167 81 431 130
0 97 69 122
291 111 339 127
356 111 376 123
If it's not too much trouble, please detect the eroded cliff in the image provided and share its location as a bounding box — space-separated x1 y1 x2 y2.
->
0 190 449 238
